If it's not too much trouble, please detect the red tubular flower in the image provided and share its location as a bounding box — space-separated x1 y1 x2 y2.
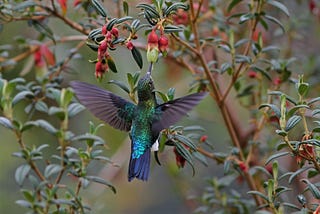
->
111 27 119 38
238 161 248 173
248 70 257 78
199 135 208 142
102 25 107 35
147 30 159 48
173 147 186 168
126 41 134 50
158 35 169 53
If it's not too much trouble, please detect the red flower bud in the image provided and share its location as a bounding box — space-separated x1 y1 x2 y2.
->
158 35 169 53
199 135 208 142
273 77 281 86
147 30 159 46
111 27 119 38
172 9 189 25
238 161 248 173
98 40 108 54
102 25 107 35
126 41 134 50
247 70 257 78
173 147 186 168
95 61 107 79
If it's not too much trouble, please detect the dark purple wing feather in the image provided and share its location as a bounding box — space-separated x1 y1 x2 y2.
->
152 92 207 134
70 81 136 131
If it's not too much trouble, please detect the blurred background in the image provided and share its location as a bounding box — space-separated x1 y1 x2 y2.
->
1 0 320 213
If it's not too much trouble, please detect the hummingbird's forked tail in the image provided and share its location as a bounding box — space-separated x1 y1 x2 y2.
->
128 149 151 181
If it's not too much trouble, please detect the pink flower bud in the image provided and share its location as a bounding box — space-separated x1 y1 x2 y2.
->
158 35 169 53
126 41 134 50
111 27 119 38
147 30 159 47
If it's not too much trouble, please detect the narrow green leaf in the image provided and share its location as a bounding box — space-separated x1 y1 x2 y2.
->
36 119 57 134
85 176 116 193
131 46 143 69
71 133 105 144
259 104 281 118
48 106 65 120
282 202 300 211
35 101 48 113
228 0 242 12
12 91 34 105
285 115 301 131
192 152 208 166
264 15 285 33
308 97 320 105
287 105 309 118
265 152 290 165
15 200 32 208
302 179 320 199
247 191 269 201
288 167 312 184
239 13 254 24
267 0 290 16
15 164 31 186
0 117 13 129
108 80 130 94
68 103 85 118
44 164 63 179
174 142 195 175
31 20 55 42
308 170 319 179
174 134 197 151
91 0 107 17
107 57 118 73
123 1 129 15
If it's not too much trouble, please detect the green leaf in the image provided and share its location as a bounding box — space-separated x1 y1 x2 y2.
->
21 189 34 203
251 65 272 81
308 169 319 179
15 200 32 208
287 105 309 117
85 176 116 193
13 0 37 11
239 13 254 24
71 133 105 144
174 134 197 151
174 141 195 176
297 83 309 97
285 115 301 131
183 125 205 132
123 1 129 15
289 167 312 184
264 15 285 33
228 0 242 12
31 20 55 42
107 57 118 73
51 199 76 206
21 121 39 132
60 88 74 108
265 152 290 165
15 164 31 186
307 97 320 105
0 117 13 129
35 101 48 113
91 0 108 17
68 103 85 118
48 106 65 120
163 25 184 33
108 80 130 94
36 119 57 134
247 191 269 202
302 179 320 199
192 152 208 166
267 0 290 16
131 46 143 69
259 104 281 118
282 202 300 211
44 164 63 179
12 91 34 105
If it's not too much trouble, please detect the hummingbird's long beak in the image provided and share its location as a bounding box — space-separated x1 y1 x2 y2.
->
147 62 153 75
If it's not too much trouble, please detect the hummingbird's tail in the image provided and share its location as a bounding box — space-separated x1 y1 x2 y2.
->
128 149 151 182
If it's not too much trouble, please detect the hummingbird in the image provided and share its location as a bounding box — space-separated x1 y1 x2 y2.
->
70 68 207 182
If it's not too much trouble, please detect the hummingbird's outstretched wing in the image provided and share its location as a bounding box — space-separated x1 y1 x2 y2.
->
152 92 207 134
70 81 136 131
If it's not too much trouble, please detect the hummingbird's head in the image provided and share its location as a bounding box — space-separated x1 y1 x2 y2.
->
137 72 155 101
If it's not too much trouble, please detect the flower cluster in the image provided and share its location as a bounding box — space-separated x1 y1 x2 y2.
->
146 29 169 63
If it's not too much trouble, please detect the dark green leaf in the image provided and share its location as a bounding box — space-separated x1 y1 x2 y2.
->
264 15 285 33
307 97 320 105
287 105 309 117
298 83 309 97
107 57 118 73
35 101 48 113
259 104 281 118
71 133 105 144
302 179 320 199
15 164 31 186
12 91 34 105
131 46 143 69
224 160 231 174
68 103 85 118
267 0 290 16
308 169 319 179
239 13 254 24
228 0 242 12
174 141 195 176
289 167 312 184
261 45 280 53
265 152 290 165
21 121 39 132
48 106 65 120
108 80 130 94
247 191 269 201
85 176 116 193
234 38 249 48
0 117 13 129
21 189 34 202
174 134 197 151
183 125 205 132
44 164 63 179
36 119 57 134
282 202 300 211
192 152 208 166
91 0 108 17
51 199 75 206
13 0 37 11
163 25 184 33
123 1 129 15
285 115 301 131
31 20 55 42
251 65 272 81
